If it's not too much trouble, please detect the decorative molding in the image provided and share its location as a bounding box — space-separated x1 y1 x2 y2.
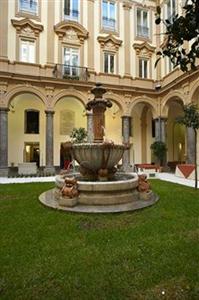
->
11 18 43 37
133 41 155 58
97 34 122 52
123 1 132 10
54 20 89 43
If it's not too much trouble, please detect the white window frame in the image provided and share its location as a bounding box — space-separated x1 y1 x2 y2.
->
136 8 150 38
63 47 80 77
102 0 117 31
18 0 38 15
104 52 115 74
63 0 80 21
20 39 35 63
139 58 148 79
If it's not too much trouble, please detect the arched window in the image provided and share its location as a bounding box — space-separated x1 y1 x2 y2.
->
25 109 39 134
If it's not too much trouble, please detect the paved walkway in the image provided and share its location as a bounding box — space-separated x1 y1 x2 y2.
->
0 173 198 188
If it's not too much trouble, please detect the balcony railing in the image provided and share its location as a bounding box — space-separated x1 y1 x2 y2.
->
64 9 79 21
102 17 116 31
137 25 149 38
19 0 38 14
53 64 89 81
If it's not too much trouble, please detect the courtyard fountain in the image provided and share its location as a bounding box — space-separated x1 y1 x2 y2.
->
39 83 158 213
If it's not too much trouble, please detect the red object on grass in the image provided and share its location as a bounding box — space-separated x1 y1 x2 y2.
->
177 164 195 178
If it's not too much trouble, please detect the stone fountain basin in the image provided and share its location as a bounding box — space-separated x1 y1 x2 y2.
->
55 173 139 205
72 143 125 171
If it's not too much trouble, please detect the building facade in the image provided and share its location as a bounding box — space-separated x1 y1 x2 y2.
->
0 0 198 176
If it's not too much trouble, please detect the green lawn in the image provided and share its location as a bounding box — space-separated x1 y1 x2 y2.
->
0 180 199 300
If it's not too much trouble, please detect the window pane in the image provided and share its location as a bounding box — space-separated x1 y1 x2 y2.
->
104 53 108 73
110 55 114 73
25 110 39 134
137 9 141 25
110 2 115 19
144 60 148 78
139 60 142 77
143 11 148 27
64 0 70 15
72 0 78 17
29 43 35 63
21 42 28 62
102 1 108 18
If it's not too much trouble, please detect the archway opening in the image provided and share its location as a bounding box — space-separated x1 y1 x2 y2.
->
8 93 45 169
166 99 185 170
131 102 155 164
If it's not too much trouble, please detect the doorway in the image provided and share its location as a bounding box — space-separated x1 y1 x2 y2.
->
24 142 40 167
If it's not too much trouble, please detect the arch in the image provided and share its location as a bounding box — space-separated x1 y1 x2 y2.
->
161 91 185 117
5 85 46 107
104 92 124 114
129 96 158 118
53 89 87 108
189 79 199 103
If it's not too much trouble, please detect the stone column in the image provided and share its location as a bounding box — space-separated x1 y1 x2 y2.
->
0 0 8 60
44 111 55 174
122 116 131 170
186 127 195 164
0 108 9 176
87 0 95 71
123 2 132 77
86 111 93 143
155 118 167 143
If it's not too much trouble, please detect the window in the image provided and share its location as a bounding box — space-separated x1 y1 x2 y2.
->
104 52 115 74
25 110 39 134
139 59 148 78
102 0 116 31
20 40 35 63
137 9 149 38
166 0 176 21
152 119 155 138
63 47 79 77
64 0 79 21
19 0 38 15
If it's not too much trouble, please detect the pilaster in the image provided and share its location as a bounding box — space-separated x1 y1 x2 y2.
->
0 108 9 176
123 2 132 77
0 0 8 60
87 0 95 71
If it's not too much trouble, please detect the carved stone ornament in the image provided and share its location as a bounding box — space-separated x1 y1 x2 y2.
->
133 41 155 58
11 18 43 37
97 34 122 52
54 20 88 44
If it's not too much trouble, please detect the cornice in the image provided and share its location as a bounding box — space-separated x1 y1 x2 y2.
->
97 34 122 50
54 20 89 42
11 18 43 36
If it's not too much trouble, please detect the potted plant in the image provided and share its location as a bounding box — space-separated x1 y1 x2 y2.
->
150 141 167 168
70 128 87 144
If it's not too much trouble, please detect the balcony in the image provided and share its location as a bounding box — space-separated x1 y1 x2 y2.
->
64 9 79 21
137 25 149 38
53 64 89 81
102 17 116 31
19 0 38 15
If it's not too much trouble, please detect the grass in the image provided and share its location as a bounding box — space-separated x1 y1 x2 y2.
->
0 180 199 300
